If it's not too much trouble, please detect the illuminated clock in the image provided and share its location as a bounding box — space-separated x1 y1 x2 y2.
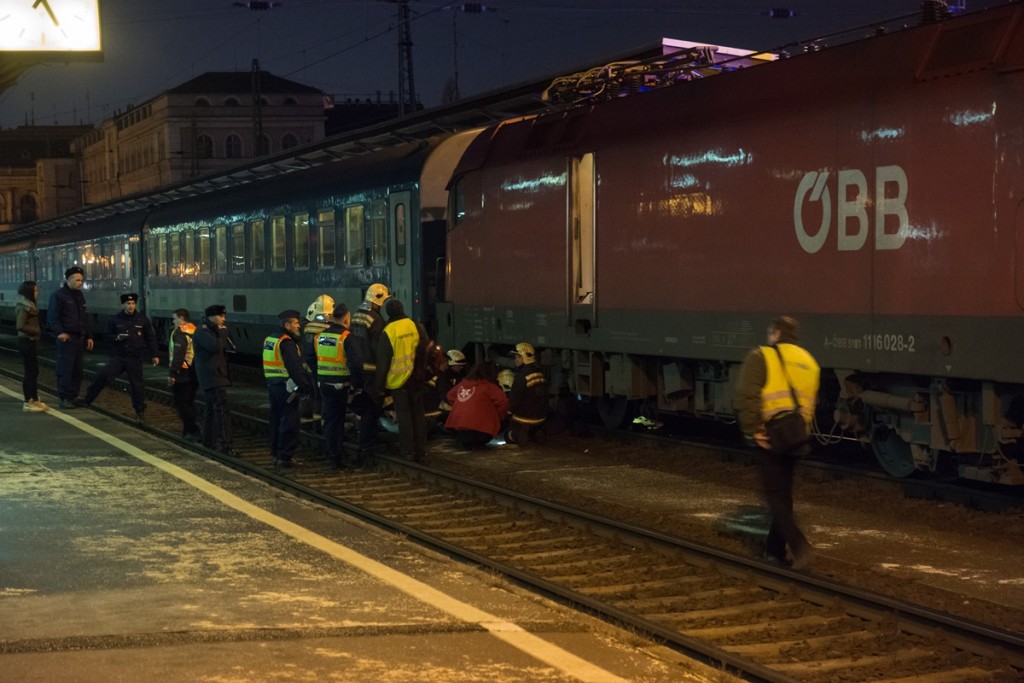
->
0 0 102 52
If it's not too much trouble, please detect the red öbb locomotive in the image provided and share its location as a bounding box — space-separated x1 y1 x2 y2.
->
441 3 1024 484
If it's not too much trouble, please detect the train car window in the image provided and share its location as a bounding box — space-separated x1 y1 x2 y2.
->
165 233 177 277
231 222 245 273
318 209 336 269
214 225 228 273
198 228 211 274
271 215 286 271
183 229 196 276
122 241 132 280
294 213 310 270
250 219 265 272
370 201 387 266
85 244 99 280
394 203 407 266
100 242 112 280
345 205 364 267
157 236 168 277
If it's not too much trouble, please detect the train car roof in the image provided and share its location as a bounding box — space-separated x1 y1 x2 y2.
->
452 3 1020 177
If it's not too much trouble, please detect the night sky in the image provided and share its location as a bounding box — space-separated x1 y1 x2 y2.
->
0 0 992 129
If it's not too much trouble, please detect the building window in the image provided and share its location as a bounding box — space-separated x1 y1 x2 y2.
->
259 134 271 155
19 194 38 223
225 97 240 106
225 134 243 159
194 97 211 107
195 134 214 159
282 133 299 150
283 97 298 105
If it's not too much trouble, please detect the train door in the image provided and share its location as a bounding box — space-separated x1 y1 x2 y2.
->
570 153 596 331
389 191 413 314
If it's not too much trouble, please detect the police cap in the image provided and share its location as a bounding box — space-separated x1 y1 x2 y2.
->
204 304 227 317
279 309 303 321
64 266 84 279
120 293 139 304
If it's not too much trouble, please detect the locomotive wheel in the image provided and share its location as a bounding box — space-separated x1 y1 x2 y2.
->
596 395 633 429
870 426 917 478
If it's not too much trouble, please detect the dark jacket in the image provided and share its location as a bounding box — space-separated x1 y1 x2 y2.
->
267 328 313 394
301 318 329 377
349 303 384 387
105 309 158 358
169 324 197 381
47 284 91 339
15 295 41 340
193 320 232 391
509 362 548 423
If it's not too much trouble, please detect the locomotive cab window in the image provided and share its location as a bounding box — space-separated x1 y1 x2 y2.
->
318 209 336 269
370 201 387 266
345 205 364 267
451 176 466 226
294 212 310 270
250 219 265 272
271 215 286 271
231 221 245 273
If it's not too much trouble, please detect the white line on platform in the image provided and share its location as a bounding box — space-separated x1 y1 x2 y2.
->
1 386 627 683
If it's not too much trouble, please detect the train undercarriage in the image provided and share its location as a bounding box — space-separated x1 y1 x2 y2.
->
532 347 1024 486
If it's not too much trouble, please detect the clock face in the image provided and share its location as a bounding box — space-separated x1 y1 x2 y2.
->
0 0 102 52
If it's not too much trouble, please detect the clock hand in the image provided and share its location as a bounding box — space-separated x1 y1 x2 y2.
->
33 0 60 27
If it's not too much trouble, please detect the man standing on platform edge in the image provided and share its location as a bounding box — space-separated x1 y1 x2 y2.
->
83 293 160 421
47 266 94 409
263 309 313 468
735 315 820 571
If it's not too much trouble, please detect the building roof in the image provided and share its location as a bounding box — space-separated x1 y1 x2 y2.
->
166 71 322 96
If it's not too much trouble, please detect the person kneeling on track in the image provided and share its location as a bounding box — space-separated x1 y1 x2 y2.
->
445 362 508 449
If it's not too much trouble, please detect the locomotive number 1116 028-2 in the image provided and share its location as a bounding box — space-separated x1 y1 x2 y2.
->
822 333 917 353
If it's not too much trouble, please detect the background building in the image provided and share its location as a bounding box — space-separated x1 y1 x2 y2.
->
0 126 91 232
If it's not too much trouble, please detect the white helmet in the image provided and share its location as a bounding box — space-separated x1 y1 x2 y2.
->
364 283 390 306
446 349 466 367
497 369 515 392
306 294 335 322
513 342 536 363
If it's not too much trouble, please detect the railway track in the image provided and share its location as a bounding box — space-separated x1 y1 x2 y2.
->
2 349 1023 681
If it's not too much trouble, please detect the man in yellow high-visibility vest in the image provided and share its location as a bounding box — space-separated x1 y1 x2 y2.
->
263 309 313 469
736 315 820 571
374 298 430 463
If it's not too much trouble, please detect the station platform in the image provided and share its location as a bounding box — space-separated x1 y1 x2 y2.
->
0 379 712 683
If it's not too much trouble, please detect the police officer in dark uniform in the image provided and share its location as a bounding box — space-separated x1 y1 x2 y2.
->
349 282 389 452
47 266 94 409
194 304 235 455
83 293 159 420
263 309 313 468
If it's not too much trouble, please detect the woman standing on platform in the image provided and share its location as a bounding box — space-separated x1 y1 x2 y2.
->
15 280 48 412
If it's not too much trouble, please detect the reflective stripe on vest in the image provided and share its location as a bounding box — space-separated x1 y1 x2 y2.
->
316 329 351 378
169 323 196 369
384 318 418 390
262 334 290 379
759 343 820 427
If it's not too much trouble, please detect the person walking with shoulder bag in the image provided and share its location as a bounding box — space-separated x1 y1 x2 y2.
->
735 315 820 570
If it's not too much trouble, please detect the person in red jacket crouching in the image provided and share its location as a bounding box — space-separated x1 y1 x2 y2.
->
445 362 509 449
